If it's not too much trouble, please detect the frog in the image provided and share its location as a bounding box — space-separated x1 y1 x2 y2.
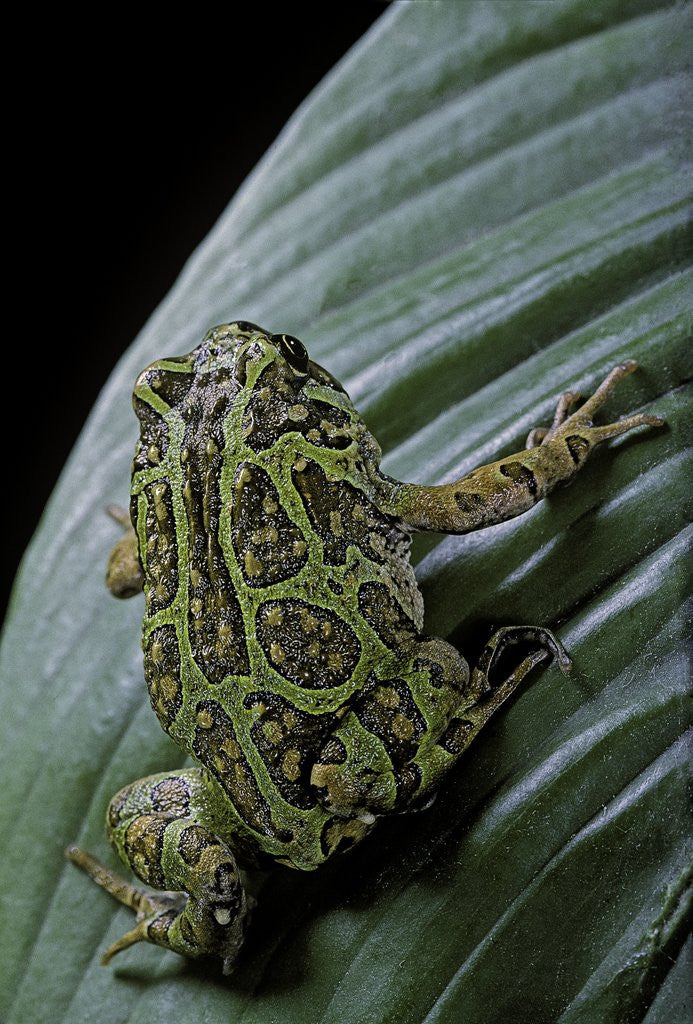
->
67 321 663 973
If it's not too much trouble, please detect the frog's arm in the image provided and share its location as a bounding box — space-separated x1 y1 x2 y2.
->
376 361 663 534
105 505 144 597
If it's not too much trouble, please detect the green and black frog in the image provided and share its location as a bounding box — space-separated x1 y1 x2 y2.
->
68 321 662 972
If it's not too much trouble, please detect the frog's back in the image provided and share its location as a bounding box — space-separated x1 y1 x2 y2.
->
128 324 422 849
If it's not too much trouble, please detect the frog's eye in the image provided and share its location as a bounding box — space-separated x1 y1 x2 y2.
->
273 333 310 375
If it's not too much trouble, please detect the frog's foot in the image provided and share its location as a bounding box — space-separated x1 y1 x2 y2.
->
66 845 185 965
528 362 662 450
526 390 582 448
105 504 143 598
466 624 571 710
67 769 253 973
548 360 664 457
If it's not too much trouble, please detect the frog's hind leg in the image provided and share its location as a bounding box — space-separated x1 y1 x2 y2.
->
310 637 468 818
67 767 252 973
311 627 569 822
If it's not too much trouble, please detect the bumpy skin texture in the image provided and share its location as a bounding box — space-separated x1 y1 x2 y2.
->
67 322 662 972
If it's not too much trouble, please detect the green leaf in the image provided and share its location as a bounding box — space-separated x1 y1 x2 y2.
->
1 2 690 1022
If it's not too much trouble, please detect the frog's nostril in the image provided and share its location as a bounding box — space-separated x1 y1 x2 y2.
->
231 320 265 336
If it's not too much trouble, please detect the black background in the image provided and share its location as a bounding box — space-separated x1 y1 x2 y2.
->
4 5 388 620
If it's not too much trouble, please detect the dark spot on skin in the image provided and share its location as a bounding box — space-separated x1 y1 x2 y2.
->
393 762 423 808
138 365 197 413
231 462 308 586
123 815 168 888
132 397 171 471
144 625 183 733
181 407 250 680
178 824 221 866
293 459 408 567
565 433 591 464
412 656 447 689
141 478 178 614
193 700 292 842
357 581 417 650
213 862 242 900
350 673 427 771
151 776 191 817
244 690 334 809
453 491 486 516
255 599 361 689
244 361 353 453
500 461 538 496
437 718 475 756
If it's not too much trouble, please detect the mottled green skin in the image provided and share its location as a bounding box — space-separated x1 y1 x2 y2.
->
130 322 451 862
68 322 662 972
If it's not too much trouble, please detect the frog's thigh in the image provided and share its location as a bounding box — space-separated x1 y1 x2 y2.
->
105 767 251 969
311 637 474 817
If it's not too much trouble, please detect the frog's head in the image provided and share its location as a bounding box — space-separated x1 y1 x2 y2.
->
132 321 364 466
134 321 349 406
194 321 349 397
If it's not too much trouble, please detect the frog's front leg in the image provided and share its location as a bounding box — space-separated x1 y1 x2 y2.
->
376 361 663 533
67 768 252 973
525 388 582 448
105 504 144 598
311 627 570 819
